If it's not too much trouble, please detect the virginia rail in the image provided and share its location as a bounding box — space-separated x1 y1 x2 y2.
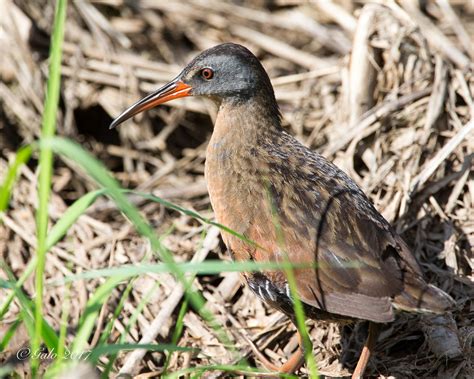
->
110 43 454 378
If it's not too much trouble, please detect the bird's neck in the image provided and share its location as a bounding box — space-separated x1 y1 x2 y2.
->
205 96 281 237
211 96 281 147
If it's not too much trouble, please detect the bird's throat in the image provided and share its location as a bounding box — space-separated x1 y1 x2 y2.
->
211 97 281 150
204 97 280 240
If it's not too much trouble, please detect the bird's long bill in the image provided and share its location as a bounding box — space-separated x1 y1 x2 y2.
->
109 78 192 129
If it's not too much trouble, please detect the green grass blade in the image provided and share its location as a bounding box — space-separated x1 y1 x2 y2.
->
46 189 105 248
57 282 71 360
285 267 319 378
42 282 71 378
0 366 14 377
0 257 37 319
53 260 329 284
71 275 128 354
265 183 319 379
1 263 59 351
0 145 32 212
88 343 196 362
0 317 21 351
100 281 157 377
163 298 188 374
33 0 68 374
0 190 103 320
163 364 298 379
97 279 137 348
41 136 235 352
0 278 13 289
132 191 260 249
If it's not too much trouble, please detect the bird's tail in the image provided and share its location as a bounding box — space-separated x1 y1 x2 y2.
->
393 277 455 313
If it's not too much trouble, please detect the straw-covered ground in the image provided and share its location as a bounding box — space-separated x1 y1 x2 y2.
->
1 1 473 378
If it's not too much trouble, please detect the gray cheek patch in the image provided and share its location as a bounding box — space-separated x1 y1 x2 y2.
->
232 69 254 92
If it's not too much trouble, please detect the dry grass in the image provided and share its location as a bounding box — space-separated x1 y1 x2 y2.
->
0 0 473 378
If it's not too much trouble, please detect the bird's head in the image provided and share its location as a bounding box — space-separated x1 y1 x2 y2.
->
110 43 276 129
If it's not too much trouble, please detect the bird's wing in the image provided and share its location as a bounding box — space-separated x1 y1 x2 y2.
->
260 136 426 322
273 186 415 322
293 205 413 322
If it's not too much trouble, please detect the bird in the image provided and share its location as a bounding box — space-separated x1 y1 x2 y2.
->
110 43 454 378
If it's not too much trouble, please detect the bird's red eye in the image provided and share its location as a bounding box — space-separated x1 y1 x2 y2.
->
201 68 214 80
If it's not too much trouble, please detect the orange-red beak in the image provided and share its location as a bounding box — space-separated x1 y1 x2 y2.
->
109 79 192 129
